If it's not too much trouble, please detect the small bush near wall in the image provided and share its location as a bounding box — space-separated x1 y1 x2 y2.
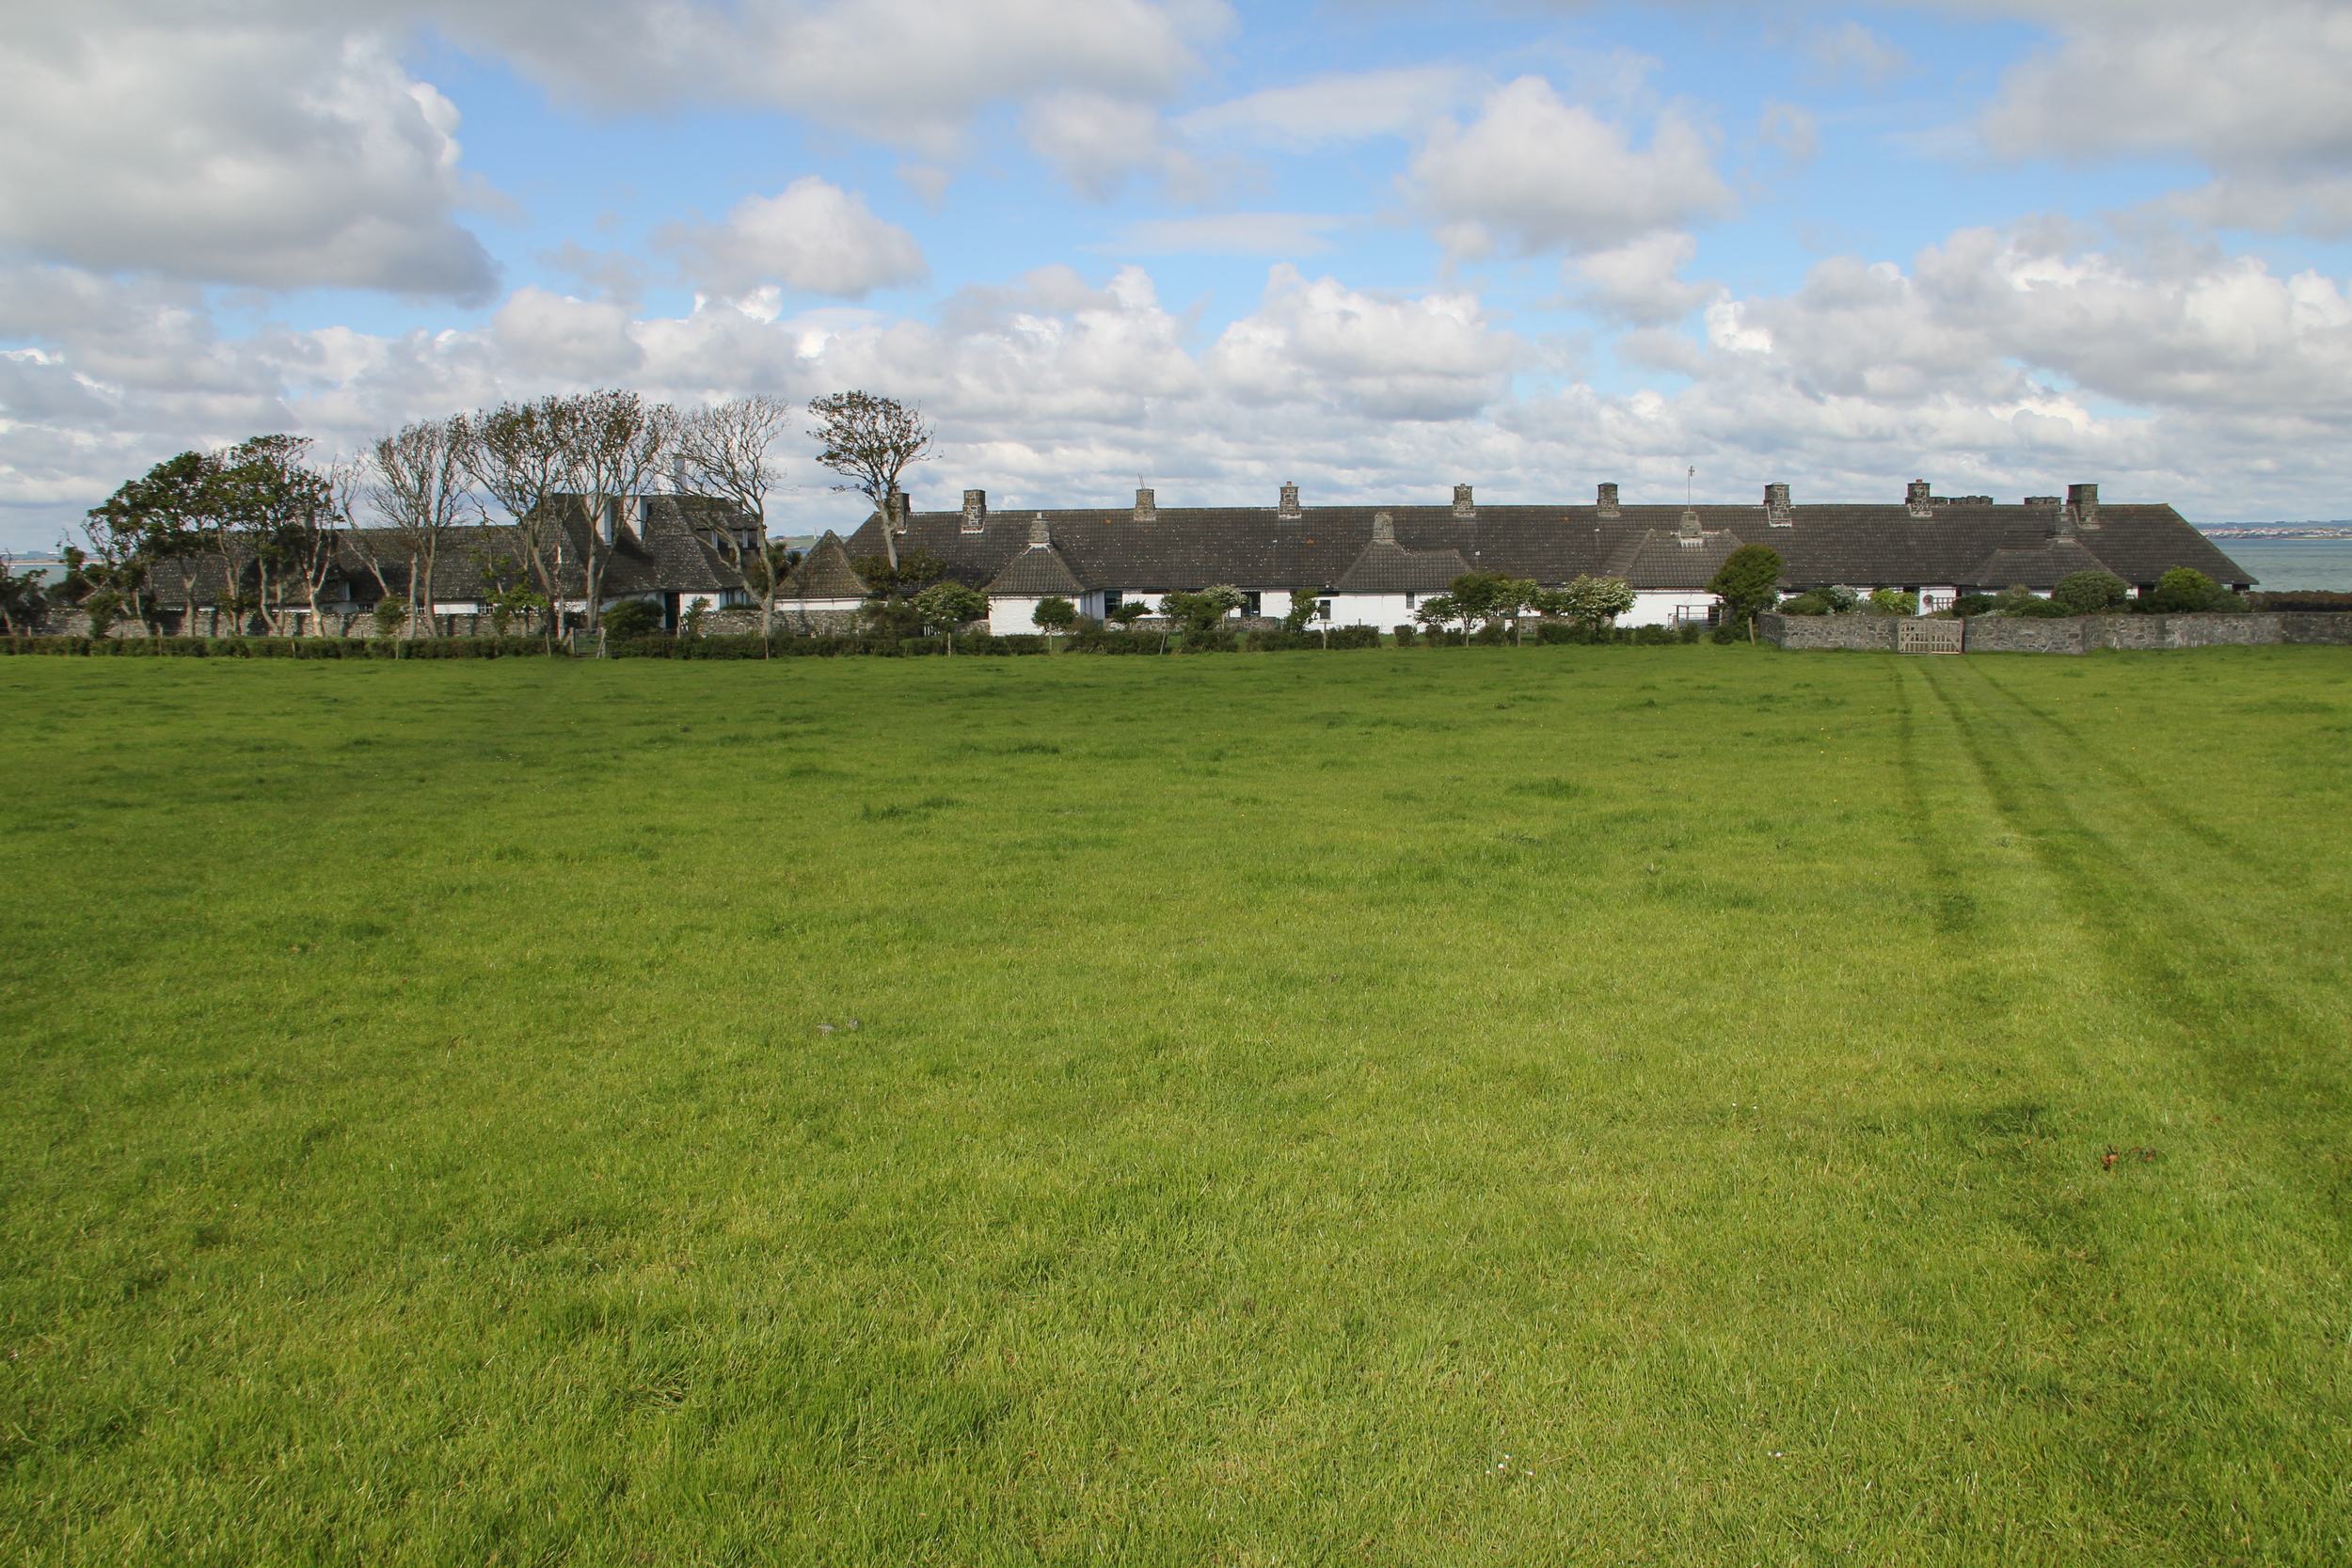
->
1778 594 1830 615
1953 594 1996 617
1392 625 1417 645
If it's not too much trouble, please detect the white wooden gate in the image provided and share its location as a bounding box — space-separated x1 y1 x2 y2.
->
1899 618 1964 654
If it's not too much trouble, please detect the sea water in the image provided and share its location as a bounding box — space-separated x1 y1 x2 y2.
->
2201 537 2352 592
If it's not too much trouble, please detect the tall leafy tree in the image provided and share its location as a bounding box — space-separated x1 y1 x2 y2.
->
912 581 988 654
87 451 222 637
1551 575 1636 636
1706 544 1785 641
808 391 935 572
675 395 793 644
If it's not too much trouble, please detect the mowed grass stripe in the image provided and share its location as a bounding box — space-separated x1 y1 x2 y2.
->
2 649 2348 1565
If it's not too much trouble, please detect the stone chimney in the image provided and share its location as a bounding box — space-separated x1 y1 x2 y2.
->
1906 480 1933 517
1278 482 1302 518
1678 508 1702 542
1764 482 1792 527
1452 483 1476 517
1597 482 1620 517
1134 487 1156 522
1028 515 1051 547
961 488 986 532
2067 483 2099 530
1371 512 1396 544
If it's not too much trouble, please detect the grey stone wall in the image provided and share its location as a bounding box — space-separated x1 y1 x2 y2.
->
1756 612 1898 651
1763 610 2352 656
1961 617 2087 654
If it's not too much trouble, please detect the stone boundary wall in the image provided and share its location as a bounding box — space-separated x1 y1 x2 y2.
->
1760 610 2352 655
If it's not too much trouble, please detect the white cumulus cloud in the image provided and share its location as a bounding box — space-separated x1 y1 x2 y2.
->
1409 76 1735 259
657 178 929 301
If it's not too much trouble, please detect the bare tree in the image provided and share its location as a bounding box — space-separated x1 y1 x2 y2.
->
675 395 792 643
572 389 675 633
807 390 934 572
463 397 587 646
368 416 474 639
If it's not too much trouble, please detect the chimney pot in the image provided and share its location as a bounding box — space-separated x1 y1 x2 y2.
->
1279 482 1301 518
1906 479 1934 517
1452 483 1475 517
1597 482 1620 517
961 488 986 532
1134 487 1156 521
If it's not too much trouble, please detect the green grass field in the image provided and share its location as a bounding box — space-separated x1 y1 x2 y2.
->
4 643 2349 1565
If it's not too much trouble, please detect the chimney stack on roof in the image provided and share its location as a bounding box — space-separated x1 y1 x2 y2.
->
1597 482 1620 517
2067 483 2099 531
1764 482 1792 527
1678 507 1702 542
1906 480 1933 517
961 488 986 532
1028 515 1051 547
1371 512 1396 544
1453 483 1476 517
1134 487 1156 522
1279 482 1301 518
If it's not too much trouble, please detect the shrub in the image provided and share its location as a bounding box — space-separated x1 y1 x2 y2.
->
1678 623 1705 643
601 599 660 638
1328 624 1381 649
1707 544 1784 624
1470 623 1510 646
2250 591 2352 612
2053 570 2131 614
1818 584 1860 613
1179 627 1238 653
1777 594 1830 615
2014 595 2076 619
1709 622 1741 644
1631 623 1679 645
1392 624 1417 646
1862 589 1920 616
372 598 407 638
2147 566 2222 613
1951 594 1996 618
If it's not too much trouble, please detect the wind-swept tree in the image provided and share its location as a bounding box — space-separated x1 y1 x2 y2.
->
675 395 793 644
464 397 587 645
808 391 934 572
215 436 336 637
574 390 676 633
368 417 475 639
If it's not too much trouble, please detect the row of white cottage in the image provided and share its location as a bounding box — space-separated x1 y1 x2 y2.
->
781 481 2251 636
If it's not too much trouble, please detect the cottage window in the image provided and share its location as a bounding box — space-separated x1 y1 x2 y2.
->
1104 590 1123 612
1406 592 1416 609
1315 598 1331 621
1242 591 1261 617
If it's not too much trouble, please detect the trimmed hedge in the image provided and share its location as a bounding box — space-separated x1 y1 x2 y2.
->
1 635 549 658
2251 591 2352 612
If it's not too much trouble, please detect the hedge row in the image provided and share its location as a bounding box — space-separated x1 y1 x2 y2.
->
7 622 1719 660
2249 592 2352 612
1 635 552 658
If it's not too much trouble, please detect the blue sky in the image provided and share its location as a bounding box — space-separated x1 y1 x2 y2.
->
5 1 2350 550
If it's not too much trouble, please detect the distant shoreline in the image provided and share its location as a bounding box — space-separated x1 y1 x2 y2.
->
2198 525 2352 539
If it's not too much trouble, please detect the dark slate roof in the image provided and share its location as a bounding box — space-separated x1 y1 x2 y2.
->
1600 529 1743 590
1965 533 2111 591
985 534 1087 595
786 531 870 599
1333 537 1470 593
843 495 2253 594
